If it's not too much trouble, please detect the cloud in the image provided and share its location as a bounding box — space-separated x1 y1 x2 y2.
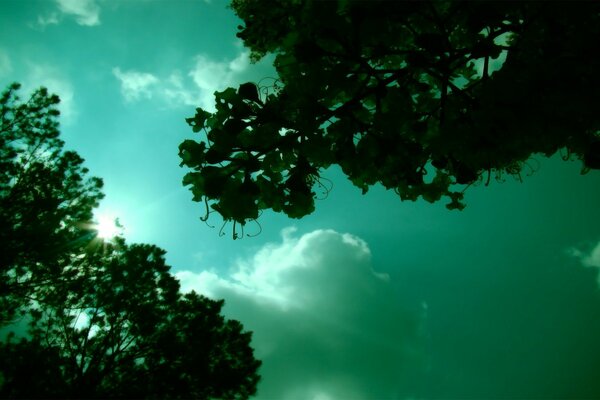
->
179 50 252 111
116 48 272 111
55 0 101 26
112 68 159 102
162 71 202 107
34 0 100 29
176 228 426 400
570 240 600 285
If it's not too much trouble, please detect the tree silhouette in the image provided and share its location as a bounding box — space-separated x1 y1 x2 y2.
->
1 239 261 399
0 83 104 322
0 83 261 398
179 1 600 236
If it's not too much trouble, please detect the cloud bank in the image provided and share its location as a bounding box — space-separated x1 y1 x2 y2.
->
112 68 159 102
35 0 101 29
184 50 253 111
55 0 101 26
112 48 273 111
176 228 426 400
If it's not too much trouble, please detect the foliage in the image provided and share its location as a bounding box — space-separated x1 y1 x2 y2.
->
0 83 261 398
0 239 261 399
180 1 600 235
0 82 104 322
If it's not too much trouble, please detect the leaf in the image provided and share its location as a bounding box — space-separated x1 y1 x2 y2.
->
182 172 205 201
446 191 466 210
584 141 600 169
186 108 212 132
263 152 286 174
201 166 228 198
238 82 260 103
216 87 237 102
284 190 315 218
178 140 206 168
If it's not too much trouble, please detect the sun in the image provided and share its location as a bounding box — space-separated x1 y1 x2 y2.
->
95 213 121 239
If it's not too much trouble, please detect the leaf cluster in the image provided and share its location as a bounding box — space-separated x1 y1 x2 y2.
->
180 82 330 236
180 1 600 233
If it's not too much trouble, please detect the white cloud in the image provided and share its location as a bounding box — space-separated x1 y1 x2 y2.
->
34 0 101 29
112 67 159 102
162 71 202 107
116 49 270 111
186 50 251 111
570 240 600 285
176 228 426 400
55 0 101 26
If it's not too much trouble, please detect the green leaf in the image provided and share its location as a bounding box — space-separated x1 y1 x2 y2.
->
201 166 228 198
186 108 212 132
215 87 237 105
238 82 260 103
178 140 206 168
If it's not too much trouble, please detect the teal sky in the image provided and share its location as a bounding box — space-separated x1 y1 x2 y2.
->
2 1 600 398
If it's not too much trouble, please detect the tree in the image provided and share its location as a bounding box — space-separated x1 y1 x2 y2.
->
0 83 261 398
0 238 261 399
179 1 600 236
0 83 104 322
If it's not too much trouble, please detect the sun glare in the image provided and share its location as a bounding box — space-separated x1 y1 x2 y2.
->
95 214 121 239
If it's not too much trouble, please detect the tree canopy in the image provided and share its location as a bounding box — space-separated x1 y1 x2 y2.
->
0 239 260 399
179 0 600 236
0 83 261 399
0 82 104 322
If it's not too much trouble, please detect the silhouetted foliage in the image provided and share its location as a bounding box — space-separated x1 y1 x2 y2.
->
0 83 261 398
0 82 104 322
0 239 261 399
180 1 600 235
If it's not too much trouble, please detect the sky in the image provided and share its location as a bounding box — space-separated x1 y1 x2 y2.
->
2 1 600 399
